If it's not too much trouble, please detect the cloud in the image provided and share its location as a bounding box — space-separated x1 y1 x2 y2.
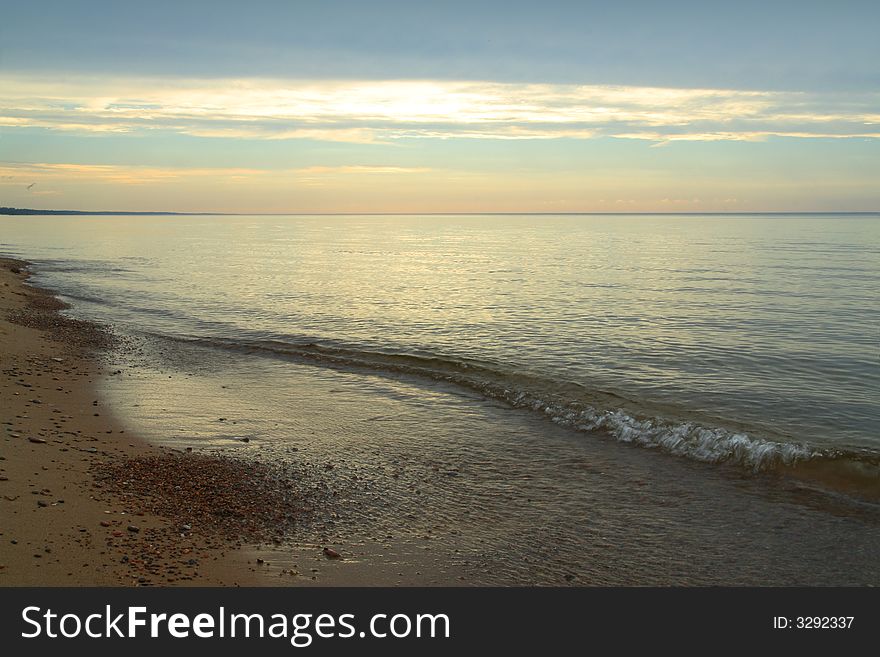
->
1 75 878 144
295 165 431 174
0 162 267 185
0 162 431 187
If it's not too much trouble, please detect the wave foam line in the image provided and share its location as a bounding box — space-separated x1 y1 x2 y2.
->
178 335 830 472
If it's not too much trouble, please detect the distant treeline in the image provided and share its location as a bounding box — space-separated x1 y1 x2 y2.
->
0 207 214 216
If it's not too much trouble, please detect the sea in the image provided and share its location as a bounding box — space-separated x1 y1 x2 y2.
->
3 213 879 584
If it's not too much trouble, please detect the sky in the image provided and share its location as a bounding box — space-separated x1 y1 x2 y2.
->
1 0 878 213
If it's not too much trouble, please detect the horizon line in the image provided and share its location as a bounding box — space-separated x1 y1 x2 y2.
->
2 207 879 217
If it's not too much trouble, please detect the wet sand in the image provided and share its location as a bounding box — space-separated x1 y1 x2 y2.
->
0 258 264 586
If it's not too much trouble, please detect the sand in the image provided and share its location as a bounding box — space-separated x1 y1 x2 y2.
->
0 258 261 586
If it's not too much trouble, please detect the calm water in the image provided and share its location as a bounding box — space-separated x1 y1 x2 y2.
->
3 213 879 584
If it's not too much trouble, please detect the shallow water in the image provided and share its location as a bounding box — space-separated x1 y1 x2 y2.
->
99 338 880 585
3 213 879 583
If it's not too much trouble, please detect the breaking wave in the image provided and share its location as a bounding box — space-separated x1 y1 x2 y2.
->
160 335 880 490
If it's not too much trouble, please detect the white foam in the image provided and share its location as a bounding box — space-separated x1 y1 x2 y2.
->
499 388 815 470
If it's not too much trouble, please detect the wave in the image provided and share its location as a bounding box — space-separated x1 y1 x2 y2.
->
156 335 880 495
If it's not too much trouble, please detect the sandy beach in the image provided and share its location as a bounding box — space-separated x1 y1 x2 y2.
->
0 258 265 586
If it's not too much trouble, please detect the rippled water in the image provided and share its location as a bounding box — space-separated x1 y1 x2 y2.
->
4 214 878 452
3 213 879 584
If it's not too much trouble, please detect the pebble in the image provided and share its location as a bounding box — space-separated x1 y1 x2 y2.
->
322 547 342 559
95 453 302 546
28 437 47 444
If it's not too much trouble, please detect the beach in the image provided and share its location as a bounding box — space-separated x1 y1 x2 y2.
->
0 257 448 587
0 258 263 586
1 5 877 647
2 213 878 587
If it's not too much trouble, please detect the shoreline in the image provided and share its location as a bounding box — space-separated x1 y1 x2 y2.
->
0 258 264 586
3 255 877 586
0 257 473 587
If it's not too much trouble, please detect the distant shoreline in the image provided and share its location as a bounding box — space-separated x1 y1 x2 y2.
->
2 207 879 217
0 207 228 216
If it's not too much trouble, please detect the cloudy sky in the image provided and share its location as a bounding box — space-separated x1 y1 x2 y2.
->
1 0 878 212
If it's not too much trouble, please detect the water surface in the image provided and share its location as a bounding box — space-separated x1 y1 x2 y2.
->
3 213 878 584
